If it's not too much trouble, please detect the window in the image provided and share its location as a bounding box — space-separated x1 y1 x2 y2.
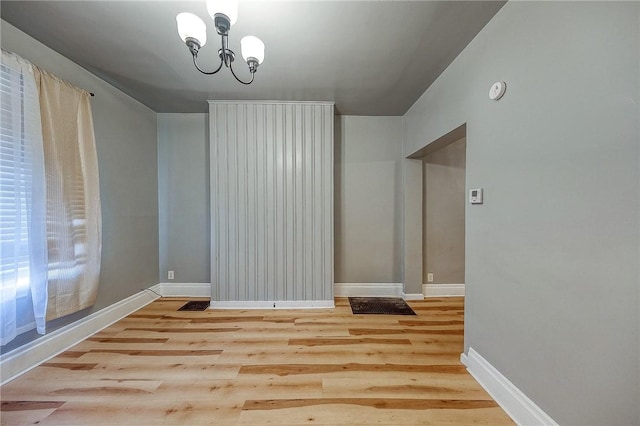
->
0 51 47 345
1 50 101 347
1 63 27 288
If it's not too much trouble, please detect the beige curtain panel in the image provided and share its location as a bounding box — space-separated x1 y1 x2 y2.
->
34 67 102 320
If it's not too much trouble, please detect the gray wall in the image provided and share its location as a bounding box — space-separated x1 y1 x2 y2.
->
158 114 405 286
335 116 403 283
422 138 466 284
1 21 158 346
157 114 209 284
403 2 639 425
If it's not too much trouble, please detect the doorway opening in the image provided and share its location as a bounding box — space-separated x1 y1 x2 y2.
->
420 138 466 295
406 123 467 298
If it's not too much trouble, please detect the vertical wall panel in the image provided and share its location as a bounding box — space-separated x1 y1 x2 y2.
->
265 106 275 300
236 105 247 301
275 105 285 300
294 105 304 300
255 105 266 300
227 105 238 300
245 104 256 300
209 101 334 302
323 111 334 300
313 107 323 300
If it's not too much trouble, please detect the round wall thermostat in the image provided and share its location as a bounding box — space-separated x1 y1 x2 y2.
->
489 81 506 100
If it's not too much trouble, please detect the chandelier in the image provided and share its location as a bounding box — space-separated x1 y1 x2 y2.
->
176 0 265 85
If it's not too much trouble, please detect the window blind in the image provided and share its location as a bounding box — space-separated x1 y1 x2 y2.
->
0 63 31 296
0 51 48 345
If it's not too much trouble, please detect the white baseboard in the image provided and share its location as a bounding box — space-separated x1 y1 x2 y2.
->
157 283 334 308
460 352 468 366
423 283 465 297
0 288 159 386
155 282 210 297
334 283 403 297
403 293 424 301
466 347 558 426
210 300 335 309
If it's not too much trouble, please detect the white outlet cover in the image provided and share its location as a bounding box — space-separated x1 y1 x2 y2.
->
489 81 506 100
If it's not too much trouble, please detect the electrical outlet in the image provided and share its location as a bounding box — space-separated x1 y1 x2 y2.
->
168 270 174 280
427 273 434 283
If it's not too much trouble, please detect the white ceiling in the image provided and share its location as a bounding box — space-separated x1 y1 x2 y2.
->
1 1 505 115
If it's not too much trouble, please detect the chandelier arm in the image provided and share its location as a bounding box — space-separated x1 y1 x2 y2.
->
228 60 255 85
222 34 231 67
192 54 224 75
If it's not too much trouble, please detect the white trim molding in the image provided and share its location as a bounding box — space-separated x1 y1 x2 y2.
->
403 293 424 301
460 352 469 367
423 283 465 297
209 100 335 107
334 283 403 298
0 288 159 386
210 300 334 309
155 282 211 298
465 347 558 426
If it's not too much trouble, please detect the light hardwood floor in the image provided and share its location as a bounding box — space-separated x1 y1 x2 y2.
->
1 297 514 425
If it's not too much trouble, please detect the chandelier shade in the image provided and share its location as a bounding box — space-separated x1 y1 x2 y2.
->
241 36 265 64
176 12 207 47
206 0 238 26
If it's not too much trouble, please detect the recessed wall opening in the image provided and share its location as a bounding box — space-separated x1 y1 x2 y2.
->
420 137 466 294
407 123 467 298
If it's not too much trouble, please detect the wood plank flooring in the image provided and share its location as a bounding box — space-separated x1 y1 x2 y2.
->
0 297 514 425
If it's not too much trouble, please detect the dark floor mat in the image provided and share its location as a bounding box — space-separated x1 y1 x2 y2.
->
348 297 416 315
178 301 210 311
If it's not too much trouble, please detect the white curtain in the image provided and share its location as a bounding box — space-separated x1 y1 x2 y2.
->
0 50 101 346
0 50 48 345
34 67 101 321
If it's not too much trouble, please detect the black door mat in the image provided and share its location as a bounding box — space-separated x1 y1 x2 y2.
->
348 297 416 315
178 301 210 311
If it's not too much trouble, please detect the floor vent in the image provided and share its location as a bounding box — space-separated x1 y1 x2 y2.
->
178 301 210 311
348 297 416 315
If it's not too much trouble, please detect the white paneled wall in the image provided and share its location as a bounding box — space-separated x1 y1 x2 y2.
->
209 101 334 304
